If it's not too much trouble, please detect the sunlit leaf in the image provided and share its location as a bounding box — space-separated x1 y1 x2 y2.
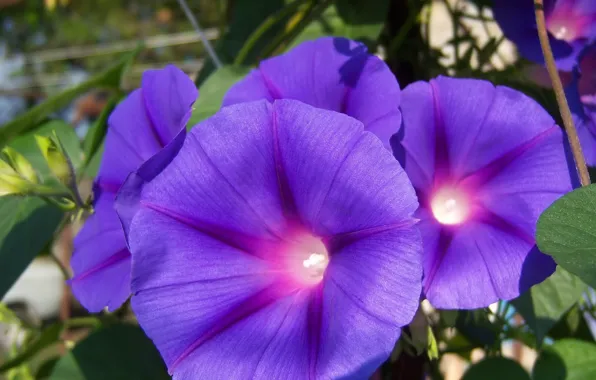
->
291 1 389 48
187 66 250 127
549 305 594 342
512 267 587 345
82 96 119 171
536 185 596 288
533 339 596 379
195 0 285 85
0 49 137 144
0 121 80 298
10 121 82 185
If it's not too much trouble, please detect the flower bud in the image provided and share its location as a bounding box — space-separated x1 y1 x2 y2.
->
1 146 38 184
0 161 32 196
35 134 73 185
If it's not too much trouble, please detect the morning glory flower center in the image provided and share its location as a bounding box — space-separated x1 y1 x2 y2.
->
285 234 329 286
302 252 329 279
548 21 577 41
546 7 586 43
430 187 470 225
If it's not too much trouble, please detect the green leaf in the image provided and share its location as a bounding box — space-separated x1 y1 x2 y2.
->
0 323 63 373
536 185 596 288
462 357 530 380
442 333 475 361
440 310 459 328
34 358 59 379
455 309 498 347
0 49 137 144
187 66 250 127
49 324 169 380
0 197 62 299
532 339 596 380
511 267 587 345
549 305 594 343
83 143 104 179
82 96 120 170
0 121 80 298
195 0 285 85
292 0 390 48
427 326 438 360
334 0 390 42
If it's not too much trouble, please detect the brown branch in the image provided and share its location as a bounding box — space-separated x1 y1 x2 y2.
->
534 0 591 186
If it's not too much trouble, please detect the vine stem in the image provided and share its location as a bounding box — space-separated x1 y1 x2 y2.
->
234 0 309 66
176 0 223 69
49 252 71 281
534 0 590 186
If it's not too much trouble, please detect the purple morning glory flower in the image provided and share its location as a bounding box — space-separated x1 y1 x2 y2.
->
223 37 401 149
494 0 596 71
116 99 422 379
69 65 198 312
392 76 574 309
572 93 596 166
563 48 596 165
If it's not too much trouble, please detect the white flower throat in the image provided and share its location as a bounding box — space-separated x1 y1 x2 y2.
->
302 252 329 279
430 187 470 225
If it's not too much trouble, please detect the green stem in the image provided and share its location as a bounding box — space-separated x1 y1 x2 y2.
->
39 195 75 211
65 316 102 329
443 0 461 67
534 0 590 186
389 2 420 53
234 0 310 66
258 0 334 60
48 253 70 281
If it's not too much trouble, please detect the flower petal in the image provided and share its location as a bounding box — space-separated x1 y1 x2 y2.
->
133 100 287 240
493 0 585 71
473 126 573 236
423 220 555 309
170 294 311 380
568 70 596 166
576 112 596 166
115 128 187 238
122 99 423 379
129 208 275 369
98 89 158 187
398 76 572 309
223 37 401 148
142 64 198 146
130 208 422 380
272 99 417 235
98 66 197 186
69 195 131 312
400 77 559 181
71 65 198 313
316 227 422 379
315 133 418 236
392 81 435 191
